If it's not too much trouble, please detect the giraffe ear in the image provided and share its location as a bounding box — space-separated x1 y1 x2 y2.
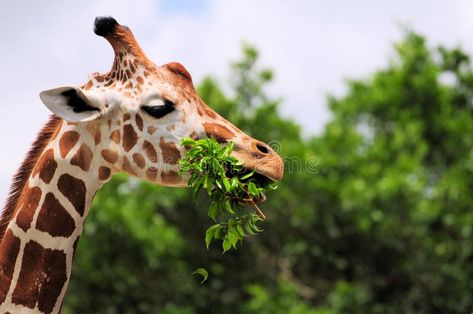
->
40 86 101 122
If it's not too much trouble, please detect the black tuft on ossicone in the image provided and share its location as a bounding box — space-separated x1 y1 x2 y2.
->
94 16 118 37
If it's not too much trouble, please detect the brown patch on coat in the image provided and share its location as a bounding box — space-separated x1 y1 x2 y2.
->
32 149 57 184
0 115 61 241
110 130 121 144
133 153 146 169
136 76 144 85
15 186 42 232
85 122 98 140
98 166 111 181
94 128 101 145
135 114 143 131
159 138 181 164
203 123 236 143
196 106 205 117
201 105 217 119
101 149 119 164
123 113 131 121
147 126 157 135
50 123 62 141
58 174 87 216
84 80 93 90
36 192 75 237
59 131 80 158
122 156 136 176
11 240 67 314
143 140 157 163
146 167 157 181
0 229 21 303
161 170 181 184
70 144 93 172
123 124 138 152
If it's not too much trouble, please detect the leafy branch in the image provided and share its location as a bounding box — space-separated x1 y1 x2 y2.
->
179 138 276 253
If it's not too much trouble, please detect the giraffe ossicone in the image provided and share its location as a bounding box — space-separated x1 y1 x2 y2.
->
0 16 284 314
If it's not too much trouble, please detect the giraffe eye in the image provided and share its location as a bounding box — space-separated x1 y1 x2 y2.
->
142 99 175 119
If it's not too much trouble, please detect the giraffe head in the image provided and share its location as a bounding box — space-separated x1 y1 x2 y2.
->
39 17 283 187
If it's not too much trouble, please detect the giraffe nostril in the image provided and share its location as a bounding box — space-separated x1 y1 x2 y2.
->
256 143 270 154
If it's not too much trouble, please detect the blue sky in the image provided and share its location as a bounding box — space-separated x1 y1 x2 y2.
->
1 0 473 201
160 0 209 15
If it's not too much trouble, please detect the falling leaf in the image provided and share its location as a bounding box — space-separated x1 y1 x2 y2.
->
192 268 209 284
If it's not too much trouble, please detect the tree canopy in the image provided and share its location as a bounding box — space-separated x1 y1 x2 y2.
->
63 32 473 314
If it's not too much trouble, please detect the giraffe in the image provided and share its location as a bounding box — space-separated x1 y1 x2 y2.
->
0 17 283 313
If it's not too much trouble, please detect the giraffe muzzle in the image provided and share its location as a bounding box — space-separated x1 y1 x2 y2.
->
231 140 284 182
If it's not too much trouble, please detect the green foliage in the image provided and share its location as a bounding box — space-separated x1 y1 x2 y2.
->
65 34 473 314
244 278 320 314
179 137 274 252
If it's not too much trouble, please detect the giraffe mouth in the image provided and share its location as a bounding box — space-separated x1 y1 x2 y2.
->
246 171 275 187
236 170 274 205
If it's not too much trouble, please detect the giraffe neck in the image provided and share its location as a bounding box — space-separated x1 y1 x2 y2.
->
0 120 111 314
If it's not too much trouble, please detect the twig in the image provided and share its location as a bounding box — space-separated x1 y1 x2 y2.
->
250 199 266 220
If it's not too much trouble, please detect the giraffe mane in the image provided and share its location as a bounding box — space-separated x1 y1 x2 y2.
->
0 115 62 241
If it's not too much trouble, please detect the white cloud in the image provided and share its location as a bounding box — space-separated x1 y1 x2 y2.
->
0 0 472 201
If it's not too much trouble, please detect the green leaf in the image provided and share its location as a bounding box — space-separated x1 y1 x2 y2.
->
231 178 239 189
208 202 219 221
222 239 232 253
205 224 219 249
251 223 263 233
241 171 255 180
236 224 245 237
245 222 256 235
191 268 208 284
224 200 235 214
215 179 223 190
227 227 240 248
247 182 259 196
214 226 224 239
222 177 231 192
203 174 209 188
180 138 195 146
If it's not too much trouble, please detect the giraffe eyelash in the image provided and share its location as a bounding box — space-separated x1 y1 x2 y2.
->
141 100 175 119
